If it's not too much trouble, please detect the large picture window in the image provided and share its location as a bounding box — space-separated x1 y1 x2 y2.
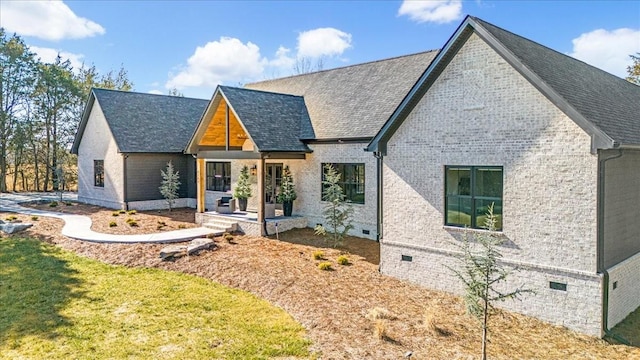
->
445 166 503 230
94 160 104 187
206 162 231 192
321 163 365 204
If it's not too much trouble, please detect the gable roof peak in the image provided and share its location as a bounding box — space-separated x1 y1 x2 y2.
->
368 15 640 153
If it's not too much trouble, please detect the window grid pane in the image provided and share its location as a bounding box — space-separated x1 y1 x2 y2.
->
445 166 502 230
206 162 231 192
321 163 365 204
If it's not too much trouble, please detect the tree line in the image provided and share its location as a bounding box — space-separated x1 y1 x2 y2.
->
0 29 133 193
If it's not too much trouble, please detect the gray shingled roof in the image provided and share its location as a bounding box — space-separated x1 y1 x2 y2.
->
246 51 439 140
219 86 312 152
369 16 640 153
74 88 209 153
473 17 640 147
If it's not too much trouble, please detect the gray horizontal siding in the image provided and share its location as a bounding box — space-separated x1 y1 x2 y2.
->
603 149 640 268
125 154 196 202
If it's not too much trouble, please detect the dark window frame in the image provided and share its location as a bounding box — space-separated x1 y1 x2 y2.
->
444 165 503 230
94 160 104 187
206 162 231 192
321 163 365 204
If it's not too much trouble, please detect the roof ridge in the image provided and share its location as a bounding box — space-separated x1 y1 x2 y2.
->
247 49 440 85
92 87 209 101
220 85 305 99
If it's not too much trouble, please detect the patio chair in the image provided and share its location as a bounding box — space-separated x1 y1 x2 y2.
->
216 196 236 214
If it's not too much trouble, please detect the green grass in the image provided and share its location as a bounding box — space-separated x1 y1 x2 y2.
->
0 237 311 359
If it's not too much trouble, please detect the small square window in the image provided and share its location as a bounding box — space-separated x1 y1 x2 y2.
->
445 166 503 230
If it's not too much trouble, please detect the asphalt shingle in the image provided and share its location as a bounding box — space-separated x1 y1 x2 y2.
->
92 88 209 153
219 86 312 152
246 51 439 140
473 17 640 146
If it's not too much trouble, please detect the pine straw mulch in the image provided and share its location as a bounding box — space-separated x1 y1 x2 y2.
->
20 201 197 234
2 212 639 359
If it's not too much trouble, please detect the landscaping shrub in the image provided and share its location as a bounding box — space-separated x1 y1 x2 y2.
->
118 210 126 214
109 221 117 227
312 250 324 260
224 233 234 243
127 210 137 215
317 262 332 271
111 211 120 217
337 255 349 265
30 216 39 221
127 220 138 227
366 307 395 321
373 319 387 340
157 221 167 226
64 202 74 206
5 215 17 221
49 201 58 207
178 224 186 229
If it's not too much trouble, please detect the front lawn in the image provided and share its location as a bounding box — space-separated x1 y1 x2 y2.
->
0 236 310 359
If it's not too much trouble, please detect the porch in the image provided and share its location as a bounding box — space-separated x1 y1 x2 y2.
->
195 210 308 237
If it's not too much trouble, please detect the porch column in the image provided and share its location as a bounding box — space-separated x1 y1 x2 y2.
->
257 156 265 235
196 158 205 212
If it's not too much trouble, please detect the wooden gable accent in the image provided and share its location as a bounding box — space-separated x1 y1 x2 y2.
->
198 98 249 148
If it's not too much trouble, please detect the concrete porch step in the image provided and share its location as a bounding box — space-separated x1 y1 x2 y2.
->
203 218 238 233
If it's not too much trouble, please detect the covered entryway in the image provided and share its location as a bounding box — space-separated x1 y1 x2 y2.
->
185 85 313 235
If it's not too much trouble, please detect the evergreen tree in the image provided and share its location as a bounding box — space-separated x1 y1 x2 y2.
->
159 161 181 211
448 204 532 360
233 165 252 199
314 164 353 248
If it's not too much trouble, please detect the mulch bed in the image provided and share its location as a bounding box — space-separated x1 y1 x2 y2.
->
1 211 638 359
21 201 196 235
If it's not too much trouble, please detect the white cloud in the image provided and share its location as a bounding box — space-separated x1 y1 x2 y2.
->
167 27 353 90
0 0 105 41
570 28 640 77
29 46 85 70
398 0 462 24
148 90 164 95
166 37 265 89
297 28 352 58
269 46 296 68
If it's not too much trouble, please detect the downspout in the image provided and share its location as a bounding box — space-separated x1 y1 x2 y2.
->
122 154 129 211
374 152 383 242
597 149 628 343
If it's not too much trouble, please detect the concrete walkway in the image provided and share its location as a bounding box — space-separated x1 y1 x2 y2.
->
0 192 216 243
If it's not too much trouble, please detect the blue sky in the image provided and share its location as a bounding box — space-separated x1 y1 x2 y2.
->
2 0 639 99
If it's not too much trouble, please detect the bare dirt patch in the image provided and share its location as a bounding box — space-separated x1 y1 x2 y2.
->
2 211 639 359
20 201 196 235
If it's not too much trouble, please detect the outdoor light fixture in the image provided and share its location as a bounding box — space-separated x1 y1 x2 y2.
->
250 165 257 175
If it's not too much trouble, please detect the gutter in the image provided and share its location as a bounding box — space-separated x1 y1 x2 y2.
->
597 149 628 343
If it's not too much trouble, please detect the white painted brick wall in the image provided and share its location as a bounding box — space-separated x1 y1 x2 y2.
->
77 101 124 209
608 251 640 327
285 143 377 239
203 149 378 240
381 33 601 335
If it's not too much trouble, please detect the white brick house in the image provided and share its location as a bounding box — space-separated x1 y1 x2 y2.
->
367 16 640 337
185 52 436 239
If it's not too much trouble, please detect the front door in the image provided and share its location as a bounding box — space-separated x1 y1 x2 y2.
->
265 163 283 209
